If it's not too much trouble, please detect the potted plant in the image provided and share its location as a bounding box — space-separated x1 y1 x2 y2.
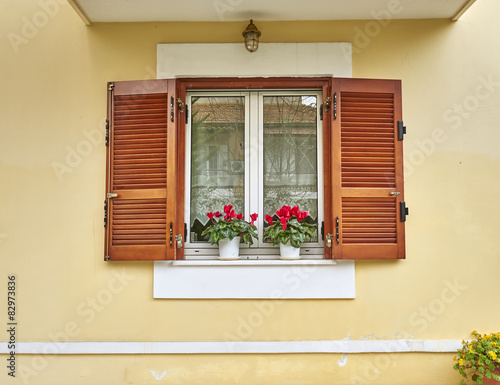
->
454 331 500 385
263 205 317 260
201 205 258 260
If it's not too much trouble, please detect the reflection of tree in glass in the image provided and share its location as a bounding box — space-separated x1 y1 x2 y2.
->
263 96 318 232
190 96 245 242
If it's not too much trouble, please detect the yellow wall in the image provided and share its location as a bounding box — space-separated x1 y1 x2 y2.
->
1 0 500 383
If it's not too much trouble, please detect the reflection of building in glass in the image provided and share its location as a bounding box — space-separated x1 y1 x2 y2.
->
189 94 319 242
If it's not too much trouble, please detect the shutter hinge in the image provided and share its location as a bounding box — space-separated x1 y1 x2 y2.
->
105 255 110 262
175 234 183 249
335 216 340 244
400 201 409 222
108 83 114 92
333 92 337 120
104 200 108 228
325 233 333 248
319 104 323 121
398 121 406 141
185 103 189 124
105 119 109 147
321 221 324 241
169 221 173 247
324 96 332 112
170 96 174 123
176 98 184 114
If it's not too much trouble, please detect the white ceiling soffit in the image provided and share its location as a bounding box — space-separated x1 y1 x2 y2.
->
69 0 476 26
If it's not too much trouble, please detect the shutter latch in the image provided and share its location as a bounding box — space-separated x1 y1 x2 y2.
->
107 193 118 199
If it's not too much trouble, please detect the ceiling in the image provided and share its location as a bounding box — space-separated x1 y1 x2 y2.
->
69 0 476 25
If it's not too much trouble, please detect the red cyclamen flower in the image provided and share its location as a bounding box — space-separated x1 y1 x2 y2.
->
207 212 214 220
237 213 243 220
265 214 274 225
280 217 288 230
276 205 290 218
250 213 258 226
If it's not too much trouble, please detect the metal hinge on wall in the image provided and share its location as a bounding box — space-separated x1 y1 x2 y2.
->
400 202 409 222
104 200 107 228
398 121 406 141
105 119 109 146
320 104 324 121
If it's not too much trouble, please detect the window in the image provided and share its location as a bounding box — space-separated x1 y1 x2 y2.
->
185 91 323 257
104 77 406 261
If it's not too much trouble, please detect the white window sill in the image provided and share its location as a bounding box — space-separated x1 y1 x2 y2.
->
154 259 354 299
171 259 337 266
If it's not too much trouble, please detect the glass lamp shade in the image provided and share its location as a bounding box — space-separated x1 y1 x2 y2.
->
242 20 261 53
244 32 259 52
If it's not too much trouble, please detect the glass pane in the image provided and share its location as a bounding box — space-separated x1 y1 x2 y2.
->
190 96 245 242
263 95 318 237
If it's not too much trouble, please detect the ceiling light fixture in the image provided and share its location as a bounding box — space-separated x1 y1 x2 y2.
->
242 19 261 53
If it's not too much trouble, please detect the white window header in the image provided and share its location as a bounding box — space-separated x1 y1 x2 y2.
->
157 43 352 79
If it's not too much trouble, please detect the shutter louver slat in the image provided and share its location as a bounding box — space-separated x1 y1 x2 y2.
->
112 201 167 244
341 92 395 189
342 198 397 244
112 94 168 191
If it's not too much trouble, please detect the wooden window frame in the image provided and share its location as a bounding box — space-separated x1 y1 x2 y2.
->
104 77 406 261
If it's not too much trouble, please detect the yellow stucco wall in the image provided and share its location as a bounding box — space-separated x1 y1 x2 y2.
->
1 0 499 384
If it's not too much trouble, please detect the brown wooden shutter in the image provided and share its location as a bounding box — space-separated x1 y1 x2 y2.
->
104 80 181 261
331 78 406 259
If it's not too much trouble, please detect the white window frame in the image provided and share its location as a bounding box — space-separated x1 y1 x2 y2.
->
184 90 324 259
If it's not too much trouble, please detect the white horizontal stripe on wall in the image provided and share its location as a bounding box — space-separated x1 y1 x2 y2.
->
1 340 462 355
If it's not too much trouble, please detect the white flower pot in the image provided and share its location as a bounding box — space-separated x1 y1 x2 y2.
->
218 237 241 260
279 242 301 260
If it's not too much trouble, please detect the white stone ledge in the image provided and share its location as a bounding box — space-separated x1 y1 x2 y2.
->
154 260 355 299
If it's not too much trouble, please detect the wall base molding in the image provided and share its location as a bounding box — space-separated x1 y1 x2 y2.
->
1 340 461 355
